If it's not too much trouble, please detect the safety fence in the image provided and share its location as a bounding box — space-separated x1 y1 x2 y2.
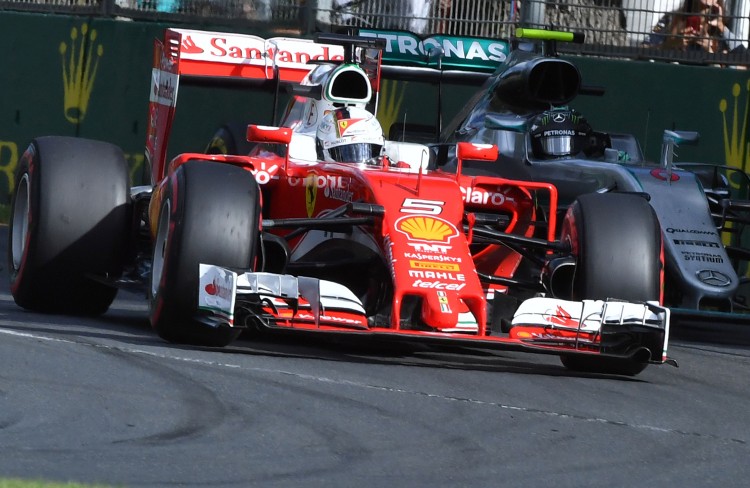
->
2 0 749 66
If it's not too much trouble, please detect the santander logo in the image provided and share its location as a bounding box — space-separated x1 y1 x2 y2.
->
205 278 232 301
545 305 579 327
181 35 204 54
176 30 345 67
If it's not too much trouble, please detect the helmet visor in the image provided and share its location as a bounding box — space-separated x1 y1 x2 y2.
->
328 143 382 164
540 136 576 156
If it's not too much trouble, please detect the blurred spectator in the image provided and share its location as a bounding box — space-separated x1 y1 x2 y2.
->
645 0 747 53
326 0 434 33
254 0 273 20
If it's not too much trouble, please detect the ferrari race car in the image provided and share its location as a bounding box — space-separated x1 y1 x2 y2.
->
7 28 673 376
421 28 750 322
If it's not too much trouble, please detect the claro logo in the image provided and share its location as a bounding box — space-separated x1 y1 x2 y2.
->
460 186 512 206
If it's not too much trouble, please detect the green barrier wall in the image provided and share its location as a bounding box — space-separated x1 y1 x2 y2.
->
2 11 750 204
570 57 749 168
0 13 281 199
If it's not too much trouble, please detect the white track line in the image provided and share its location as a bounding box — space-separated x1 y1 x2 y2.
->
0 325 745 446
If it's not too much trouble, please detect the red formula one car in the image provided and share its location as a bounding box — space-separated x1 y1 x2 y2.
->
7 28 673 376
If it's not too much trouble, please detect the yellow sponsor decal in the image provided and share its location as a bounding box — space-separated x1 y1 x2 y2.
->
409 260 460 271
305 173 317 217
396 215 458 243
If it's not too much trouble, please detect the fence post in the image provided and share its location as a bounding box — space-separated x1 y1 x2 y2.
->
520 0 545 28
101 0 114 17
302 0 318 35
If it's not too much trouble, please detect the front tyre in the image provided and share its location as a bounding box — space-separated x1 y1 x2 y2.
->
8 136 130 315
149 161 261 347
559 192 662 376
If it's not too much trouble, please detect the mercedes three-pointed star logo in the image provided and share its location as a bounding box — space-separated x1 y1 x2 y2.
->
697 269 732 287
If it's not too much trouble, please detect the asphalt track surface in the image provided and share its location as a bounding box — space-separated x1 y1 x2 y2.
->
0 228 749 487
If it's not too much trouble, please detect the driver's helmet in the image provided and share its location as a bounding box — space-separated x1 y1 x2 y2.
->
316 107 384 164
529 108 592 159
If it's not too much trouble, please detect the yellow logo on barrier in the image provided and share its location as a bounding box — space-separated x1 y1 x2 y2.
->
719 82 750 270
377 79 406 138
0 142 18 196
60 24 103 124
719 81 750 171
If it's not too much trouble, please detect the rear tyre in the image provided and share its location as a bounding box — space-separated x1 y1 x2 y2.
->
8 136 130 315
559 192 662 376
205 122 255 155
149 161 261 347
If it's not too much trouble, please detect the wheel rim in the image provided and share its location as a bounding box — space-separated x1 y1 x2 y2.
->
151 201 170 298
11 174 30 271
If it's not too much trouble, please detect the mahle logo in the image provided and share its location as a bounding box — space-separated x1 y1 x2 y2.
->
59 24 103 124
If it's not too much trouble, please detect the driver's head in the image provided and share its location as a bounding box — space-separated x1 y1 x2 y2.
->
316 107 384 164
529 108 592 159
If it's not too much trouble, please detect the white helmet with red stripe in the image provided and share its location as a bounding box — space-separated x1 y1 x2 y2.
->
316 107 384 164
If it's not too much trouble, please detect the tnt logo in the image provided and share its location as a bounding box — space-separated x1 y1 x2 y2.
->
407 242 451 254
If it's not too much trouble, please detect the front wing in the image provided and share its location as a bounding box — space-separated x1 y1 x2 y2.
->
197 265 671 364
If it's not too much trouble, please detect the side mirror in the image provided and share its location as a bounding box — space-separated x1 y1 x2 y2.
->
663 130 700 146
660 129 700 170
456 142 498 177
457 142 498 162
247 125 293 145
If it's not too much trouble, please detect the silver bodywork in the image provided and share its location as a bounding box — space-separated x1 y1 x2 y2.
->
454 124 740 311
527 157 738 309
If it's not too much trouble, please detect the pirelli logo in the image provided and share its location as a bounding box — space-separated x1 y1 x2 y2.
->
673 239 720 248
409 260 460 271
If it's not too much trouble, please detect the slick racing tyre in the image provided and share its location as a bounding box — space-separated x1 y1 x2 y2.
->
150 161 261 347
559 192 662 376
8 136 130 315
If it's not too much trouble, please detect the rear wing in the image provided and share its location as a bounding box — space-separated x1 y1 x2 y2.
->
358 29 506 86
357 28 589 84
356 28 598 139
146 28 347 184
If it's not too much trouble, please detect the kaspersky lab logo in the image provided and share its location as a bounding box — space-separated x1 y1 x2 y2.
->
59 24 103 124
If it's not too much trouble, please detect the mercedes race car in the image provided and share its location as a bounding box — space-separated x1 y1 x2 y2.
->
7 28 673 376
361 27 750 323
